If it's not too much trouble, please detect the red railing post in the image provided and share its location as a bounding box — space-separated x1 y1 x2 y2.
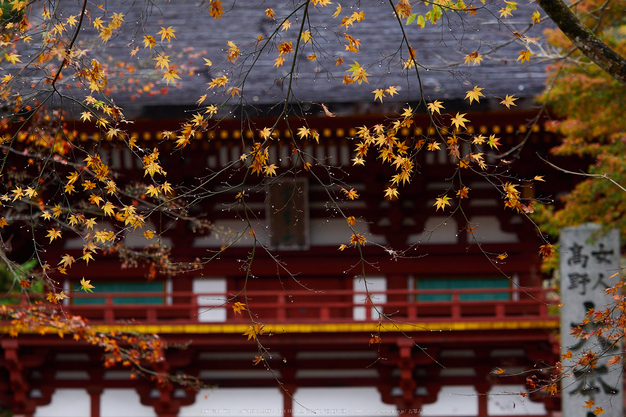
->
104 294 114 323
321 306 330 321
147 308 157 322
408 304 417 320
495 303 505 318
277 294 286 321
451 293 461 319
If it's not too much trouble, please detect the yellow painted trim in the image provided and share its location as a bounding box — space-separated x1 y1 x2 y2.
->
0 320 558 335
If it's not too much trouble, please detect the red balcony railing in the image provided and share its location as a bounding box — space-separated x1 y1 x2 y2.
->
50 287 556 325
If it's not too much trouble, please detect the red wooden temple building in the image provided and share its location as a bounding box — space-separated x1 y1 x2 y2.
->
0 1 576 416
0 109 571 417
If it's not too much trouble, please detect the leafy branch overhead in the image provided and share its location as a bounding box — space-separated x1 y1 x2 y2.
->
0 0 622 395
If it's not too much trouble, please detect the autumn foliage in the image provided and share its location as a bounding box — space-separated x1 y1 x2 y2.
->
0 0 621 400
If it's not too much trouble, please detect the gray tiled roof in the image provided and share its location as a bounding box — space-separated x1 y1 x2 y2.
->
22 0 552 114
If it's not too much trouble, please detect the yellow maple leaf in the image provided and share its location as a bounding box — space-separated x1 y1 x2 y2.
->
499 7 513 17
517 50 533 63
80 277 95 293
55 291 69 302
163 69 180 85
4 53 21 65
102 202 115 217
500 94 518 109
154 54 170 70
58 254 75 268
146 185 159 198
434 195 451 211
532 10 541 24
24 187 37 198
143 35 156 48
264 164 278 176
427 100 444 115
84 218 97 230
297 127 310 139
11 187 23 201
274 56 285 67
161 182 173 195
259 127 272 140
372 89 385 102
348 61 369 84
450 113 469 129
157 26 176 42
427 142 441 151
386 86 398 96
226 41 240 62
46 228 62 243
464 51 483 66
465 86 484 104
384 187 399 200
333 4 342 18
208 75 228 89
82 252 94 265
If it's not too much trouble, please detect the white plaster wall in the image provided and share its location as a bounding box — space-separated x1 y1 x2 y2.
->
421 386 478 416
101 389 156 417
467 216 519 243
409 217 459 245
488 385 546 415
34 389 90 417
293 387 397 416
179 387 283 416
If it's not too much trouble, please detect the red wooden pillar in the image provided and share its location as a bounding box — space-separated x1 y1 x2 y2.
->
282 386 297 417
87 387 102 417
2 340 35 417
475 382 490 416
281 366 297 417
386 273 409 317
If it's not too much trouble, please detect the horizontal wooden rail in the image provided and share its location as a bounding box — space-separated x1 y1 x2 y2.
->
42 287 557 325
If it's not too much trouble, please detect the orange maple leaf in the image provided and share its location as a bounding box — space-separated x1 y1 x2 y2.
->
517 50 533 63
209 0 223 18
341 187 359 200
539 244 555 259
232 302 246 314
243 323 265 340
